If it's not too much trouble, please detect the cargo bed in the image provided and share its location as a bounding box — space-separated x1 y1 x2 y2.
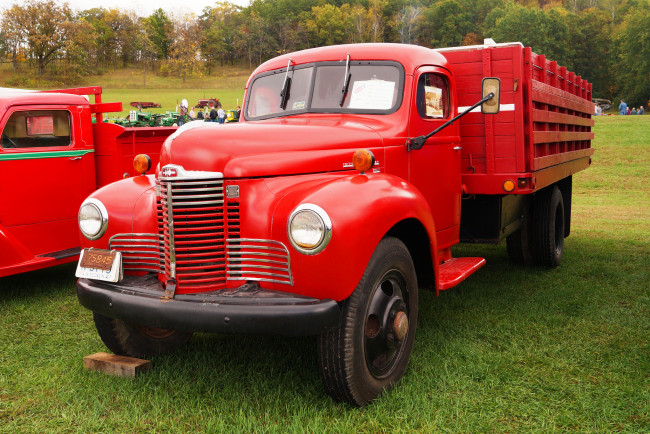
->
440 42 594 195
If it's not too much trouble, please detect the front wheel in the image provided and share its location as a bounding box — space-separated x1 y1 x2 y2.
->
93 312 193 359
317 237 418 406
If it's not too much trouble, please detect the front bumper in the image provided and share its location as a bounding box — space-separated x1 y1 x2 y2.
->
77 275 340 335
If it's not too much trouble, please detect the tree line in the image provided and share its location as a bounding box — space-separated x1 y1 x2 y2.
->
0 0 648 106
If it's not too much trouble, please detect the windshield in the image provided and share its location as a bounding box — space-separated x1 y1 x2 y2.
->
246 61 403 120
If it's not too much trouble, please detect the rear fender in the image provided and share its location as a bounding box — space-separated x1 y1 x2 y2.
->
271 173 438 301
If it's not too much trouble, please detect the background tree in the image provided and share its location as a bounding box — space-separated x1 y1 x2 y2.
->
143 9 174 61
5 0 75 75
612 1 649 106
162 15 204 83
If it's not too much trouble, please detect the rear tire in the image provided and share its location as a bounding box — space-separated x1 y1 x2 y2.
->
93 312 192 358
506 198 533 265
531 185 565 268
317 237 418 407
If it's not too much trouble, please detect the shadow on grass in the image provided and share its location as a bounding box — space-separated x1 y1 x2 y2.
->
0 263 77 302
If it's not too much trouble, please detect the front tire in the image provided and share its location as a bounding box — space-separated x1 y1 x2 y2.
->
317 237 418 406
93 312 193 359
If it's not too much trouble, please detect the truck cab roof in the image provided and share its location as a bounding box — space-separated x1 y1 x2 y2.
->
250 43 450 80
0 88 89 114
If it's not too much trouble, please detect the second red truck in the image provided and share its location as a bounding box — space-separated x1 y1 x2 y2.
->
74 41 594 406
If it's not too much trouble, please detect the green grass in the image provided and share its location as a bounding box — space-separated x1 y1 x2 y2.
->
1 117 648 432
85 66 252 117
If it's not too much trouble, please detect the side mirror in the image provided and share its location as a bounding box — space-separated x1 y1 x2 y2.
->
481 77 500 114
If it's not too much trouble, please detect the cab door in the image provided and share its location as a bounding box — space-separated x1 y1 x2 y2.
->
408 67 462 249
0 105 93 256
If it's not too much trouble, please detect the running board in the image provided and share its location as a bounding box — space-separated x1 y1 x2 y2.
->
438 257 486 290
38 247 81 260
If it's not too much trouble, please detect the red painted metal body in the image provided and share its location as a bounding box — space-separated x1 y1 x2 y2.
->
0 87 175 278
78 43 593 304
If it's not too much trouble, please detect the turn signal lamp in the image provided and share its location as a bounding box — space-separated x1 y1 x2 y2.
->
503 179 515 192
133 154 152 175
352 149 375 174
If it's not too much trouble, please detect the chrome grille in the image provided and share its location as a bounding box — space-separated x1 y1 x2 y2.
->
109 233 164 273
226 239 293 285
157 175 293 291
159 177 227 291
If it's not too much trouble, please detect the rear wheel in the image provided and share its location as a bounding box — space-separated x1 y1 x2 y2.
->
506 198 533 265
93 312 192 359
317 237 418 407
531 185 565 268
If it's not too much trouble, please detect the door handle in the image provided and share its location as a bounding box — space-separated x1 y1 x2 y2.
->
453 146 462 151
69 156 82 161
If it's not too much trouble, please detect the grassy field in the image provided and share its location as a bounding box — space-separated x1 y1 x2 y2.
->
0 116 648 432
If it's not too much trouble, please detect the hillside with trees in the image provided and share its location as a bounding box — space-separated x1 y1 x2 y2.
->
0 0 648 106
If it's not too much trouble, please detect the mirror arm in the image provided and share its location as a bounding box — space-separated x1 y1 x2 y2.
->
408 92 495 151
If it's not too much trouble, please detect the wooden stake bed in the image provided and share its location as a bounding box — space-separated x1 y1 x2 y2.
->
83 352 152 378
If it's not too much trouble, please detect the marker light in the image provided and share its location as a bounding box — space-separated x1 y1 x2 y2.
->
133 154 152 175
503 180 515 192
352 149 375 173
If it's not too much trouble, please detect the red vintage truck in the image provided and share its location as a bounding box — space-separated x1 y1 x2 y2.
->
74 42 594 406
0 87 174 277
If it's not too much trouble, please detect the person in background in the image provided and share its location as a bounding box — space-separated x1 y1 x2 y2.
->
626 107 631 115
209 103 217 122
235 105 241 121
178 103 188 126
630 107 638 115
618 99 627 115
595 104 602 116
217 103 226 124
196 107 204 120
638 106 645 115
189 106 196 119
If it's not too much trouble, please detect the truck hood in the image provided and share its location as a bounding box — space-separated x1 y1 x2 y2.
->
158 117 385 178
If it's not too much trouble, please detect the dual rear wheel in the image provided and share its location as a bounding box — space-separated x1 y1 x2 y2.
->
507 184 565 268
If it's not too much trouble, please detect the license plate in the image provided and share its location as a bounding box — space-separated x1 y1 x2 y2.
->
75 249 123 282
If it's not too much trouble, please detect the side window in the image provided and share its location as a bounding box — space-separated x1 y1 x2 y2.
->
1 110 71 149
416 74 450 119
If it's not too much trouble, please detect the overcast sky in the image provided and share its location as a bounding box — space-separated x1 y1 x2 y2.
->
0 0 251 17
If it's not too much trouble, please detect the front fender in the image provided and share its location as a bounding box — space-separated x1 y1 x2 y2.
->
80 175 158 249
270 173 437 301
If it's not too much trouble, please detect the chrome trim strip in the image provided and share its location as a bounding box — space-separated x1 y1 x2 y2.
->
227 271 291 279
166 200 224 206
227 258 288 266
159 164 223 180
229 264 291 272
161 187 223 193
166 183 177 278
226 244 288 253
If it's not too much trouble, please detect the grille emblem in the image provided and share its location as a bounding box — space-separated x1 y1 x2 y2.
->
226 185 240 198
161 167 177 177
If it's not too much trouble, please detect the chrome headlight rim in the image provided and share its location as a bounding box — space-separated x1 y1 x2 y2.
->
78 198 108 241
287 203 332 255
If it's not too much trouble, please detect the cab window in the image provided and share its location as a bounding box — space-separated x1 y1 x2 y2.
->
416 74 450 119
1 110 71 149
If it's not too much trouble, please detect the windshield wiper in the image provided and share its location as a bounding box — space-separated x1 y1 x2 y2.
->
279 58 293 110
339 53 351 107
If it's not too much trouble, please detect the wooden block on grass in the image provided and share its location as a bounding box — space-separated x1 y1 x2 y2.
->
83 352 152 378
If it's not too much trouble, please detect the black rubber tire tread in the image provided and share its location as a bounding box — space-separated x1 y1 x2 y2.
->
506 198 533 265
317 237 418 407
532 185 565 268
93 312 192 358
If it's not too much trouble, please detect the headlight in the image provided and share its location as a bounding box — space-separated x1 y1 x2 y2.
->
78 198 108 240
288 204 332 255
